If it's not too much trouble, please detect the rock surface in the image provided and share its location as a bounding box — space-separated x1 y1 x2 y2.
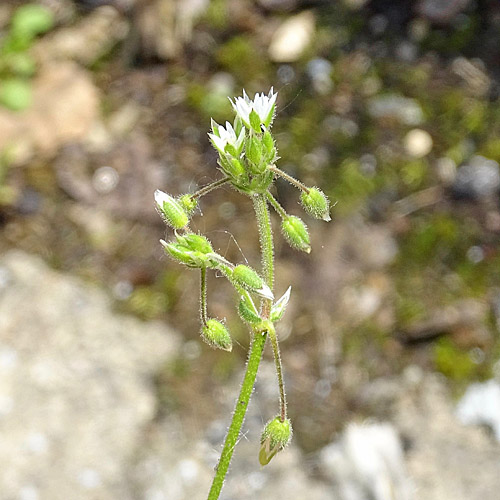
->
0 251 179 500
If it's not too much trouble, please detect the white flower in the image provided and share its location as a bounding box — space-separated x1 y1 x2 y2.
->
230 88 278 129
154 189 175 210
208 120 245 155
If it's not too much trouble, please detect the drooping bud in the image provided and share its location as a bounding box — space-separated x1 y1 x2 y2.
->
270 286 291 322
178 194 197 216
177 233 213 254
281 216 311 253
201 319 232 351
238 297 261 324
155 190 189 229
161 240 207 268
232 265 273 299
300 187 331 221
259 416 292 466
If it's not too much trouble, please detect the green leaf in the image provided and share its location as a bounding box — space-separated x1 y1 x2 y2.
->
0 79 32 111
11 4 54 41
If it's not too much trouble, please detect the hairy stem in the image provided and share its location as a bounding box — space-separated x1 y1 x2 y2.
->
266 191 287 219
253 194 274 318
268 324 287 421
193 177 230 199
200 267 208 326
268 165 310 194
207 193 277 500
207 329 268 500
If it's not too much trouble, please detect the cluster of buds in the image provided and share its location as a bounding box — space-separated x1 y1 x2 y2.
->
155 88 331 468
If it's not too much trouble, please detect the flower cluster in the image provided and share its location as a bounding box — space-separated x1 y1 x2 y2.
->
154 89 331 487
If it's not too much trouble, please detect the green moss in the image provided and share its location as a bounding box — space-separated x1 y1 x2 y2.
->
126 286 168 320
330 158 376 215
434 338 476 381
216 35 269 81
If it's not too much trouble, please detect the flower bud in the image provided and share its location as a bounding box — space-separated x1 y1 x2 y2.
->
155 190 189 229
238 297 261 324
246 135 265 173
232 265 273 299
177 233 213 254
281 216 311 253
179 194 197 216
161 240 207 268
270 286 291 322
300 187 331 221
201 319 232 351
259 416 292 466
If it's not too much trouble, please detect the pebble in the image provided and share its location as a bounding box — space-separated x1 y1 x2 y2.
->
268 11 315 63
404 129 433 157
452 155 500 199
368 95 424 125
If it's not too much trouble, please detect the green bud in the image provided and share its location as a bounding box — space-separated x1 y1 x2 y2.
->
281 216 311 253
238 297 261 324
270 286 291 322
246 136 265 173
300 187 331 221
232 265 273 299
178 194 197 216
259 416 292 466
177 233 213 254
201 319 232 351
155 190 189 229
249 109 262 133
161 240 207 268
224 143 238 158
262 129 274 153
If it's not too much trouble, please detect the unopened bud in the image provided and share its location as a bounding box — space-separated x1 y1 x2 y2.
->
201 319 232 351
270 286 291 322
238 297 261 324
300 187 331 221
259 416 292 466
161 240 207 268
177 233 213 254
232 265 273 299
281 216 311 253
179 194 197 216
155 190 189 229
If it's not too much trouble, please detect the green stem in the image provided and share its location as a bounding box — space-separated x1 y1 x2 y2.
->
207 193 277 500
268 323 287 422
253 194 274 318
266 191 287 219
207 328 268 500
200 267 208 326
268 165 309 194
193 177 230 199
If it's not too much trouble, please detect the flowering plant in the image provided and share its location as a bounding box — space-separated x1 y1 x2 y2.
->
155 88 331 499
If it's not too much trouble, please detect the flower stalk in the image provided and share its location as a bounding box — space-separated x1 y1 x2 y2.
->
154 88 331 500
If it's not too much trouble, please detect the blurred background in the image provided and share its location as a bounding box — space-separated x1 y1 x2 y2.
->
1 0 500 499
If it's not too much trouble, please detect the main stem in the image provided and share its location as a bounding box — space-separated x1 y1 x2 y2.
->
206 193 275 500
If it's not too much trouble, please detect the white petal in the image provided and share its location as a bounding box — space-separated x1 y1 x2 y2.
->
154 189 173 208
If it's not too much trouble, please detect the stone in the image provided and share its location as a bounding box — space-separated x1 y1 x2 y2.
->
319 422 414 500
367 95 424 126
0 251 179 500
0 62 99 162
268 11 315 63
452 155 500 199
404 128 433 158
456 380 500 441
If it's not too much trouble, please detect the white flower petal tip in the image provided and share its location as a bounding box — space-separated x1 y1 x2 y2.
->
257 283 274 301
154 189 170 207
231 88 278 128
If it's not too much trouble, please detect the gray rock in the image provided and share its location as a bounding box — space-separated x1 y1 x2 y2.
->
367 95 424 126
0 251 179 500
452 155 500 199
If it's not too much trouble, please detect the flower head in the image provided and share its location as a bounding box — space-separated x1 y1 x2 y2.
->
208 120 245 156
230 88 277 130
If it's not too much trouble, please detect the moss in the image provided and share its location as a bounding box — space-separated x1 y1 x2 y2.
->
216 35 269 82
434 338 477 382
